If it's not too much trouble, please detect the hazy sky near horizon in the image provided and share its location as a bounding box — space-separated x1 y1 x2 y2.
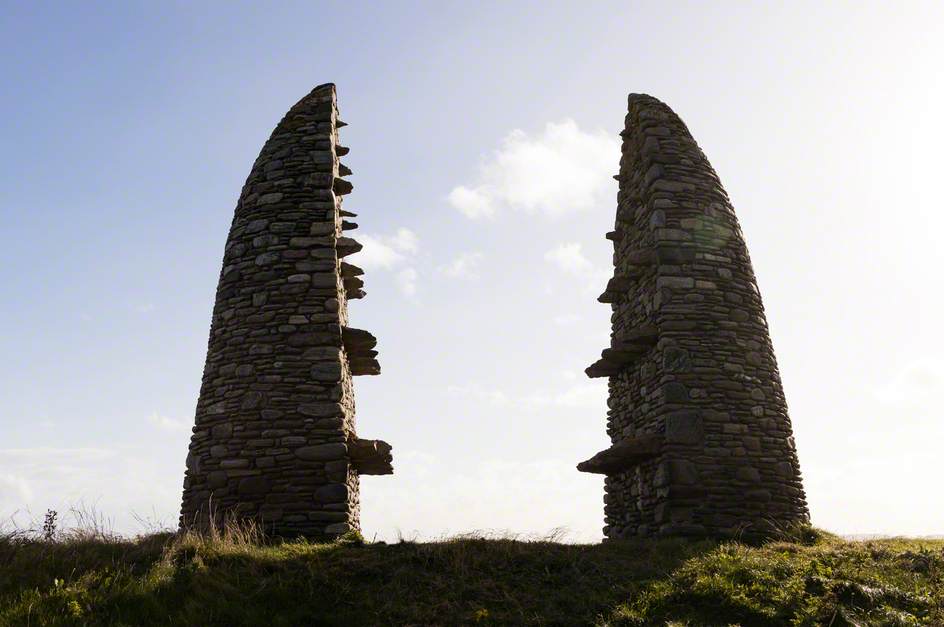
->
2 1 943 541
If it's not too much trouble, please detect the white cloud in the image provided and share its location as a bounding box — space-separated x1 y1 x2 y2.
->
544 242 611 295
389 227 419 254
874 360 944 414
448 186 495 220
356 235 405 270
396 268 418 296
148 412 190 433
357 227 419 271
448 119 619 219
440 251 484 280
354 228 420 297
544 242 594 275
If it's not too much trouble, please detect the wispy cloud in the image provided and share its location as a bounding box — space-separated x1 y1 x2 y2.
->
874 360 944 415
147 412 190 433
396 268 418 297
544 243 594 275
544 242 610 294
448 119 619 220
355 227 420 296
356 228 419 270
439 251 484 280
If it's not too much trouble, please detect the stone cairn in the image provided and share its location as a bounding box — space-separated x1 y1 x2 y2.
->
578 94 808 539
180 83 392 538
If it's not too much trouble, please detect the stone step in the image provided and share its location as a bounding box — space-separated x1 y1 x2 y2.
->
340 262 364 278
333 178 353 196
585 323 659 377
349 357 380 376
577 434 663 474
336 237 362 258
350 438 393 475
341 326 377 352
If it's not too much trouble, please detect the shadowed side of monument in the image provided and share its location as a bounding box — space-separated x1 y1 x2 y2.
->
579 94 808 540
180 83 392 538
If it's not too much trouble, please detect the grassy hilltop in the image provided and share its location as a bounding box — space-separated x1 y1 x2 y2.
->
1 525 942 626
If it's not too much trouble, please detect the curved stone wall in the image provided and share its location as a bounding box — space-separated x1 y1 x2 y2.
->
579 94 808 539
180 83 392 538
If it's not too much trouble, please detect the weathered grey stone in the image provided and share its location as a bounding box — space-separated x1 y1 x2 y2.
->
325 522 352 535
298 402 343 417
578 93 808 541
315 483 348 503
657 276 694 290
310 362 343 381
296 443 347 461
238 476 270 495
663 347 691 372
662 382 689 403
665 410 703 444
211 422 233 439
206 471 228 489
736 467 761 482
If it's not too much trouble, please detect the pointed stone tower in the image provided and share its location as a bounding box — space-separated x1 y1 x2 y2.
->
180 83 392 538
578 94 808 539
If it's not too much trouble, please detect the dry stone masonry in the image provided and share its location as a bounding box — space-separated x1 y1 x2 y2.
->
180 83 392 538
578 94 808 539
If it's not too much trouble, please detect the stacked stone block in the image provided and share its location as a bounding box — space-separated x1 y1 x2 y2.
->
578 94 808 539
180 83 392 538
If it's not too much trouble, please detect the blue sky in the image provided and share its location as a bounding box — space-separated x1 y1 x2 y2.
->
2 1 943 540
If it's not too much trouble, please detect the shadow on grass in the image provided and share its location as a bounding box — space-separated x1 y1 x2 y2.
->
1 532 714 626
3 529 942 626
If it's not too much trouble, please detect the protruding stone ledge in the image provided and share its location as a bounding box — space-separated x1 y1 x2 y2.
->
350 438 393 475
342 326 381 375
338 163 353 177
585 323 659 378
349 357 380 376
344 275 365 299
340 209 357 218
336 237 362 258
342 326 377 352
336 144 350 156
577 434 663 474
341 220 358 231
598 277 634 303
598 249 658 302
340 262 363 278
333 178 354 196
606 229 624 242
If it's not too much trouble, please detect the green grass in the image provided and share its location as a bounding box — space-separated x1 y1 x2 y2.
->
1 525 941 626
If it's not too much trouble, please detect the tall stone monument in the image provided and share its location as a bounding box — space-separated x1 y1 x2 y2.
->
578 94 808 539
180 83 392 538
